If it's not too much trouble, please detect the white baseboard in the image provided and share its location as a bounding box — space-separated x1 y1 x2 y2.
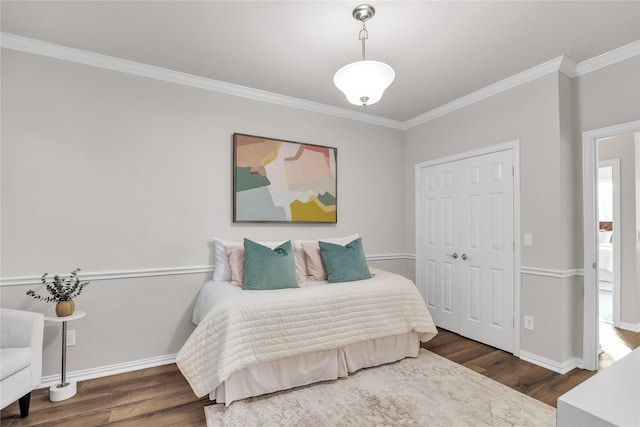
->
38 347 591 391
619 321 640 333
39 353 177 389
519 350 583 374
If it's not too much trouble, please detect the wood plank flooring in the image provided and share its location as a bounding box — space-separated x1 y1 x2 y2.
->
3 326 637 426
421 329 597 408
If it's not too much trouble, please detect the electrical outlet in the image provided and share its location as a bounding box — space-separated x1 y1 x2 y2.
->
524 316 534 331
66 330 76 347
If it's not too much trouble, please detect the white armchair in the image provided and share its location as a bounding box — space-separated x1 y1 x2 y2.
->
0 308 44 418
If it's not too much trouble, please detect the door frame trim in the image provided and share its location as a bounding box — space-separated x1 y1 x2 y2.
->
582 120 640 371
415 140 521 356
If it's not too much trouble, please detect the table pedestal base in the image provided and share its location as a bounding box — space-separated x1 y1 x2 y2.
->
50 382 77 402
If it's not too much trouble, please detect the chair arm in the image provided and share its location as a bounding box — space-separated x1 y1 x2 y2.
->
1 309 44 348
0 309 44 386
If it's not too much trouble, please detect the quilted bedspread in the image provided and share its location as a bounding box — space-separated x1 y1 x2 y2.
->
176 269 437 398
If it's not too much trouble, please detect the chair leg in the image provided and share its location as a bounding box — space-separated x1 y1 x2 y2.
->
18 392 31 418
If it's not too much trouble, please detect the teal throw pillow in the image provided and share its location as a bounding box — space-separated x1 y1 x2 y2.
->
243 239 299 290
319 238 372 283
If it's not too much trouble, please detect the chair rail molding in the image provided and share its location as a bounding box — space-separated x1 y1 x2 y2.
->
0 254 414 286
0 266 215 286
520 266 585 278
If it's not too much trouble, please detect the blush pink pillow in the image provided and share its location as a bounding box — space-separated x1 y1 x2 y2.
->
302 242 327 281
225 246 245 287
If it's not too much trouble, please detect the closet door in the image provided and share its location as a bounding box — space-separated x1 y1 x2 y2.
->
417 149 515 353
456 150 514 352
417 161 460 333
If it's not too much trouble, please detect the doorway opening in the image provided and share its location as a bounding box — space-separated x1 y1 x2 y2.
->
596 160 618 327
582 121 640 371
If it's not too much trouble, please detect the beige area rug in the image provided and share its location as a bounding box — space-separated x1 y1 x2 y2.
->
205 349 555 427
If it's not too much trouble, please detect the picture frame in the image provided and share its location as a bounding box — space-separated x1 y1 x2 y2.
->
233 133 337 223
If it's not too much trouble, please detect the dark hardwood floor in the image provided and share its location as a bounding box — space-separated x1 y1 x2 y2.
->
1 363 210 427
2 326 637 426
421 329 597 408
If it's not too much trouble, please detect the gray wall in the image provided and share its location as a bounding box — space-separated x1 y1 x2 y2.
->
576 56 640 333
403 72 582 364
0 49 405 377
403 56 640 365
1 46 639 378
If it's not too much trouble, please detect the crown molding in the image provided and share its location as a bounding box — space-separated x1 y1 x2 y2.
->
403 56 572 129
0 32 404 130
403 41 639 129
575 39 640 76
2 32 637 131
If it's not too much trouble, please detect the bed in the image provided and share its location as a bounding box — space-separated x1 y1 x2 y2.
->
176 266 437 405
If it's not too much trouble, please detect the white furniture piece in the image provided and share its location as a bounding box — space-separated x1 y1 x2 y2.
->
0 308 45 418
557 347 640 426
44 311 86 402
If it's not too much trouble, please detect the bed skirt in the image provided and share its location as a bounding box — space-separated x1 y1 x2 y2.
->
210 331 419 406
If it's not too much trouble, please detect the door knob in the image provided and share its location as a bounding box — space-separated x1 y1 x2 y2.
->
461 253 469 261
447 252 458 259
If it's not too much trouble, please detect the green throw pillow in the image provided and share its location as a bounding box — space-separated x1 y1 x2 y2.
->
243 239 299 290
319 238 372 283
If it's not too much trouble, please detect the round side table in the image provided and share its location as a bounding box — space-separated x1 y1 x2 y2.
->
44 310 86 402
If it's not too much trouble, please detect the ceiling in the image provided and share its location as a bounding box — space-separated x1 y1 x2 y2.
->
2 1 639 122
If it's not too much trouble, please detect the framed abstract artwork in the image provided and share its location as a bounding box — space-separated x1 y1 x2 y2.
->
233 133 337 223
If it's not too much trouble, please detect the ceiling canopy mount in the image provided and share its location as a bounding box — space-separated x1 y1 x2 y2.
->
352 4 375 22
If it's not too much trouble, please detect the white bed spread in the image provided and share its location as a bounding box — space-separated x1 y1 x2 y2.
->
176 268 437 398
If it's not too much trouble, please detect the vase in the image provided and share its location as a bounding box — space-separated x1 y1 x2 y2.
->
56 300 75 317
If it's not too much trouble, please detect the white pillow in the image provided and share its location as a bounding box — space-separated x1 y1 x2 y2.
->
292 234 360 283
211 237 287 282
212 238 240 281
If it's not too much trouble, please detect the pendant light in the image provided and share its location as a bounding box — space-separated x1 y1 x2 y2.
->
333 4 395 106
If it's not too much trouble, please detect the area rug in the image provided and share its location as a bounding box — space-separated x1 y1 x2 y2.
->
205 349 555 426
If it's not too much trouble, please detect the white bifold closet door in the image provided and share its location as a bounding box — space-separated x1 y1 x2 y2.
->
417 149 515 353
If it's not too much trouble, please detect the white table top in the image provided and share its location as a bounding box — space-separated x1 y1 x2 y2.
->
44 310 86 323
558 347 640 426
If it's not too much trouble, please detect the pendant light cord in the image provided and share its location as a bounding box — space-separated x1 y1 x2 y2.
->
359 22 368 61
